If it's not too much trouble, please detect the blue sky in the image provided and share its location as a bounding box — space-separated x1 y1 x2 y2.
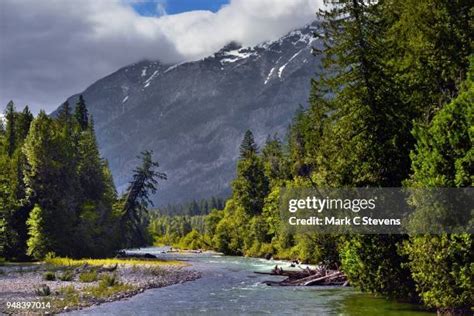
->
132 0 230 16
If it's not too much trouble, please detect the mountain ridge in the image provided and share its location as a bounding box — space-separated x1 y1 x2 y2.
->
58 22 323 205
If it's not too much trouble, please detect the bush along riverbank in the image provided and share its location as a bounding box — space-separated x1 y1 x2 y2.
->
0 256 200 314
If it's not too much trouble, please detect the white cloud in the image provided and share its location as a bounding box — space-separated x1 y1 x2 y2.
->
0 0 323 113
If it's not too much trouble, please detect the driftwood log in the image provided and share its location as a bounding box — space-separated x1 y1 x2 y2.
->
258 265 348 286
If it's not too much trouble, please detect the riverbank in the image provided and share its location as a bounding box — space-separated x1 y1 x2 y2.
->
0 258 200 314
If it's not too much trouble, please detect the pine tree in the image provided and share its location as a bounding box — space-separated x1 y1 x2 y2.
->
309 0 417 299
387 0 473 117
240 130 258 158
23 111 77 258
232 131 269 216
5 101 16 157
120 151 167 248
16 106 33 143
74 95 89 130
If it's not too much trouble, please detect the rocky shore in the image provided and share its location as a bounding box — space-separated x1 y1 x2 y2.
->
0 260 200 314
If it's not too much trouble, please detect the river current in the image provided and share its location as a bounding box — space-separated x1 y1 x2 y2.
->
69 247 433 315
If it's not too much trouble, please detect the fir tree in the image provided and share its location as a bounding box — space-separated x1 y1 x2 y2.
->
120 151 167 248
16 106 33 143
74 95 89 130
240 130 258 158
233 132 269 216
5 101 16 157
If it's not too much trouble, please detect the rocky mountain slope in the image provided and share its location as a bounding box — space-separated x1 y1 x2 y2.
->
59 22 323 205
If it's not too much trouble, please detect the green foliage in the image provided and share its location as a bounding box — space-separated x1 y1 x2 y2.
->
179 230 207 250
154 196 226 216
1 97 162 261
43 271 56 281
232 130 269 216
58 270 74 281
74 95 89 130
240 129 258 158
120 151 167 249
402 59 474 312
145 3 474 313
79 270 98 283
35 284 51 296
403 234 472 312
99 273 119 287
26 205 51 260
340 235 416 300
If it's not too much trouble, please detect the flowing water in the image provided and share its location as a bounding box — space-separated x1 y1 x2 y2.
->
69 247 433 315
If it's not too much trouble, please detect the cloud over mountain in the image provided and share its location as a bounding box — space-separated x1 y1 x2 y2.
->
0 0 323 113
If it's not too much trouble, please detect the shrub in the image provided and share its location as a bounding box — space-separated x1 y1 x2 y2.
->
79 270 98 283
99 273 119 287
43 271 56 281
59 285 77 295
58 270 74 281
403 234 473 313
35 284 51 296
340 235 417 301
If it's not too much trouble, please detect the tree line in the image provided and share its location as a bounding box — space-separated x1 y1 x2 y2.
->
152 196 226 216
0 96 166 260
151 0 473 314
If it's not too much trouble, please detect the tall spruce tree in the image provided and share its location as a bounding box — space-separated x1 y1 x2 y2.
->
120 151 167 248
74 95 89 130
240 130 258 158
232 130 269 216
308 0 417 299
5 101 17 157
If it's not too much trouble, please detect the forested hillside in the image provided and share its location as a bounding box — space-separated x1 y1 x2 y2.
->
0 98 166 260
150 0 473 314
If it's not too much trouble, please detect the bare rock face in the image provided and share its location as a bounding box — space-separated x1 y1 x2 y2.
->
57 22 323 205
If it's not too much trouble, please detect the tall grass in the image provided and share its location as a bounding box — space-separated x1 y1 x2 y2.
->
45 257 183 267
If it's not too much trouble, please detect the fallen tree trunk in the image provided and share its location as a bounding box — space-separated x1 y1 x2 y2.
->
258 265 348 287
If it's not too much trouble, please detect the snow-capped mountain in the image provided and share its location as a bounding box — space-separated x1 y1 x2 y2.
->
58 22 323 205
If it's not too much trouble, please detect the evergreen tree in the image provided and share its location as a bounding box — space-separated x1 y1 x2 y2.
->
120 151 167 248
23 111 77 258
307 0 417 299
16 106 33 143
74 95 89 130
5 101 16 157
240 130 258 158
262 135 289 183
387 0 473 118
232 131 269 216
402 58 473 313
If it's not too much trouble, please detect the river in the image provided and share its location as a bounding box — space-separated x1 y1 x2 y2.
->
69 247 433 315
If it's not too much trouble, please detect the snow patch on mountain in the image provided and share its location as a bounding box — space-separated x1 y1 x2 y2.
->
220 49 257 64
144 70 159 88
264 67 276 84
278 49 305 78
